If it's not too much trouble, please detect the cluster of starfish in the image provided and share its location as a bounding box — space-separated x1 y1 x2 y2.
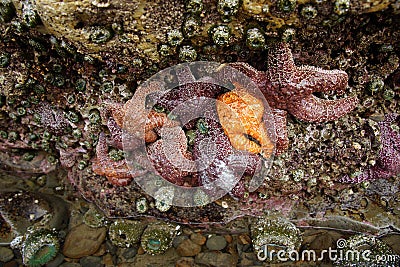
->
92 41 358 192
341 113 400 183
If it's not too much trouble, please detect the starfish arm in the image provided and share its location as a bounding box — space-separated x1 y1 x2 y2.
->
229 134 262 154
287 94 358 122
378 145 400 173
92 133 147 185
380 113 400 147
106 102 125 128
146 140 188 186
175 64 196 85
294 66 348 95
226 62 267 89
107 117 123 149
272 109 289 155
267 42 296 85
160 126 196 172
92 133 128 178
123 80 165 135
341 164 394 183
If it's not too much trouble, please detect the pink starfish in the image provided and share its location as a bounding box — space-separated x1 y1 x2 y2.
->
341 113 400 183
222 41 358 154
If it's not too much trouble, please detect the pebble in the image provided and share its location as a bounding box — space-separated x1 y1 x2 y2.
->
105 240 117 255
45 253 65 267
176 238 202 257
238 234 251 245
224 235 233 243
195 252 237 267
380 234 400 254
137 246 145 255
240 252 263 266
101 253 114 266
79 256 103 267
175 257 195 267
309 231 338 252
206 235 227 251
3 261 19 267
190 233 206 245
173 235 188 248
59 263 81 267
0 247 14 262
92 244 106 257
63 224 107 258
121 247 138 259
133 248 179 266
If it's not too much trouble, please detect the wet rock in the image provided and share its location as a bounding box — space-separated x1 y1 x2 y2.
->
92 244 106 257
59 263 81 267
238 234 251 245
308 230 341 255
79 255 103 267
121 247 138 259
176 238 201 257
175 257 195 267
380 234 400 255
63 224 106 259
0 215 14 243
101 253 114 266
3 261 19 267
0 192 68 235
190 233 206 246
239 252 263 266
195 252 237 267
206 235 227 251
132 248 179 266
45 253 64 267
32 0 185 62
105 240 117 255
173 235 188 248
0 247 14 262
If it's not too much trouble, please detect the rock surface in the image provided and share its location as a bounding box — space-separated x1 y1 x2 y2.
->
63 224 107 259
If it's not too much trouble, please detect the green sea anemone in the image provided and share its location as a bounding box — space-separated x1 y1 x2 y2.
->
140 221 180 255
21 228 60 267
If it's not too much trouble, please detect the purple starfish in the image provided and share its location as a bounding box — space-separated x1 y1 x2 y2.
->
341 113 400 183
220 41 358 154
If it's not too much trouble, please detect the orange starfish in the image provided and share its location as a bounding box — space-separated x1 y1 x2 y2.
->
216 82 274 158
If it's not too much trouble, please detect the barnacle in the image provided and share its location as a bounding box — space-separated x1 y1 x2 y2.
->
277 0 297 13
89 26 113 44
217 0 240 22
210 25 231 46
179 45 197 62
245 28 265 50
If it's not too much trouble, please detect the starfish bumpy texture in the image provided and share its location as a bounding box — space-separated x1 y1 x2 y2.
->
91 42 358 195
341 113 400 183
226 41 358 154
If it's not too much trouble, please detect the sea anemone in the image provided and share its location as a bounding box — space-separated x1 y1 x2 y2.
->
21 228 59 267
